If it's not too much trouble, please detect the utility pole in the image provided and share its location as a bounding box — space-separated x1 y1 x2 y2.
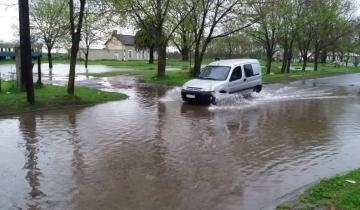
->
18 0 35 104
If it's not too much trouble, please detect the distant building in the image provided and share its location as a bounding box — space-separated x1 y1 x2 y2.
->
0 42 42 60
78 31 156 61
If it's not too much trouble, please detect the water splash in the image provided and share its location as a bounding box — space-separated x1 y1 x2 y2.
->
209 85 344 111
160 87 183 102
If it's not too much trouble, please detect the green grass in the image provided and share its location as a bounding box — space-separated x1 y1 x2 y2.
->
86 69 193 86
0 59 16 64
0 56 208 70
0 81 128 114
277 168 360 210
85 60 360 86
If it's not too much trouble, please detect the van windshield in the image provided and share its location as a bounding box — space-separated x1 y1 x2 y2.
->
198 66 231 81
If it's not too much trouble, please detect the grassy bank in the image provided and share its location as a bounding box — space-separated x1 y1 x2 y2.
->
277 169 360 210
86 70 194 86
85 61 360 86
0 56 211 69
3 58 360 85
0 81 128 114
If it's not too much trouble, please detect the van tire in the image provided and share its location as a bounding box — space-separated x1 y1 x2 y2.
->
254 85 262 93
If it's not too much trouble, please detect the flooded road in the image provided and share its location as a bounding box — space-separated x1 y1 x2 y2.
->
1 74 360 210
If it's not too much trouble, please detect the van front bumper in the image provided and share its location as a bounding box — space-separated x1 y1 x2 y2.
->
181 89 215 104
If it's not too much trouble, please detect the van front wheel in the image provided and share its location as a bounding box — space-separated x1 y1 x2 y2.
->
254 85 262 93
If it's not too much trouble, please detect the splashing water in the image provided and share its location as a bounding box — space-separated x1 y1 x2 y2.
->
209 85 347 110
159 83 355 111
160 87 183 102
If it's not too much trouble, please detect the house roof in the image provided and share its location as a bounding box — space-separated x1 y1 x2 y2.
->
116 34 134 46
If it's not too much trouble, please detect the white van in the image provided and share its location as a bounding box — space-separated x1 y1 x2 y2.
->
181 59 262 104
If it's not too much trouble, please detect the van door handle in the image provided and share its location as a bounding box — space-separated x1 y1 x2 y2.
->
244 78 247 82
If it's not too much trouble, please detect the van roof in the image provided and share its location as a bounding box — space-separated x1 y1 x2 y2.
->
208 59 259 67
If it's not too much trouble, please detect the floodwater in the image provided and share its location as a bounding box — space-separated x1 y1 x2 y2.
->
1 73 360 210
0 63 183 81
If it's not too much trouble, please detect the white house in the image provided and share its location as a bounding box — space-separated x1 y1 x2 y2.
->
78 31 156 61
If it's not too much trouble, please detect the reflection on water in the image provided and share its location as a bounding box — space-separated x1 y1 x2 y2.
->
1 74 360 209
19 114 44 209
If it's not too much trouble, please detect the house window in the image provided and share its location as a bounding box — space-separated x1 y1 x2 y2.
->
123 50 126 60
128 50 132 59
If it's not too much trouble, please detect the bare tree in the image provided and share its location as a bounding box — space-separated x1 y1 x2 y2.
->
30 0 69 69
67 0 86 95
249 0 280 74
191 0 257 76
171 3 194 61
81 0 112 69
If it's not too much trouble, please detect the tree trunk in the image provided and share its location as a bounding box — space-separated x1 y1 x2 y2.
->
181 47 189 61
149 46 154 64
302 55 308 71
286 39 294 73
193 55 202 77
193 40 209 77
47 48 53 69
332 51 336 62
281 48 288 73
339 52 344 62
67 42 78 94
321 49 327 63
18 0 26 89
85 47 89 69
314 41 320 71
36 57 42 86
193 45 204 77
266 53 272 75
67 0 86 95
345 53 349 66
19 0 35 104
157 45 166 78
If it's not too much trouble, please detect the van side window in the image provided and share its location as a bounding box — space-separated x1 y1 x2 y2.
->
244 64 254 77
230 66 242 81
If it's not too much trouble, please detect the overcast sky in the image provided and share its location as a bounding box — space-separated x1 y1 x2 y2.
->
1 0 360 43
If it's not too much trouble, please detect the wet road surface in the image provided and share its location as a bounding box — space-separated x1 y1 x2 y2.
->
1 73 360 210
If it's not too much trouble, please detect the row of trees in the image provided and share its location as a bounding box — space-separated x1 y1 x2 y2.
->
108 0 359 77
108 0 259 77
19 0 88 104
207 0 360 73
30 0 112 70
248 0 359 74
28 0 360 90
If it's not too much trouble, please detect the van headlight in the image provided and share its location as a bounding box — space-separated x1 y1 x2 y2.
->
201 87 214 92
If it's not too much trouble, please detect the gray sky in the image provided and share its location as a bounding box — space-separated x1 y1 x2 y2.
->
0 0 18 42
1 0 360 43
